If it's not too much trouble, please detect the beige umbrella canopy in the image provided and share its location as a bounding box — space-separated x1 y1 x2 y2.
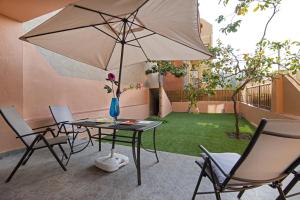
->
21 0 211 95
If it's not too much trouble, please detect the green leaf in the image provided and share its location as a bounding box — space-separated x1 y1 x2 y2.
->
216 15 225 23
253 5 260 12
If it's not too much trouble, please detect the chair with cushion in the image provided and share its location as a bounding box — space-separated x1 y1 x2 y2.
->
0 106 69 183
49 105 93 162
192 119 300 200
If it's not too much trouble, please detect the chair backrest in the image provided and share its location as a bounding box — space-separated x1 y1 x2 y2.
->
0 106 35 147
49 105 74 130
227 119 300 185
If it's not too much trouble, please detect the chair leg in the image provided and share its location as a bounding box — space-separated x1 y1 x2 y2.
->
192 160 208 200
49 128 68 159
42 137 67 171
208 160 221 200
277 175 299 200
86 128 93 146
57 144 68 159
5 148 32 183
5 136 41 183
65 151 72 166
192 169 205 199
212 183 221 200
276 183 287 200
22 149 34 166
237 190 245 199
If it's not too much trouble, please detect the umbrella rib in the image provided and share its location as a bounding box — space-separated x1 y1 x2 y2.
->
122 43 140 48
98 13 121 41
93 26 119 41
129 28 150 61
130 21 212 57
21 21 121 40
73 5 123 20
126 33 155 43
104 41 117 71
126 0 150 20
104 22 126 70
125 11 138 40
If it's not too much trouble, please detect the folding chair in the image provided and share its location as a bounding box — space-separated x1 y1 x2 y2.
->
0 106 69 183
192 119 300 200
49 105 93 162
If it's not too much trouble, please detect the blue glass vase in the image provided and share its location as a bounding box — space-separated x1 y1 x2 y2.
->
109 97 120 119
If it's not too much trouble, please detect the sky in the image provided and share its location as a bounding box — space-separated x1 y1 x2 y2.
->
199 0 300 53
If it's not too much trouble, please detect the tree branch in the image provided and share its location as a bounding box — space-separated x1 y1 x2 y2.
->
259 3 279 43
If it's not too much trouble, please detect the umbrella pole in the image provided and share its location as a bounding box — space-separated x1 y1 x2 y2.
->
116 19 127 99
111 19 127 157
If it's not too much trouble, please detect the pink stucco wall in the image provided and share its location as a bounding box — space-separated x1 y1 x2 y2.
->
282 75 300 116
239 102 300 126
159 88 172 117
0 14 150 153
172 101 236 113
0 15 24 152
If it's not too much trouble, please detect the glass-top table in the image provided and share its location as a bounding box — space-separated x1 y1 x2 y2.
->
63 119 162 185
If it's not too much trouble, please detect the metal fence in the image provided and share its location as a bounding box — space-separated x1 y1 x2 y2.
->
166 89 237 102
243 83 272 110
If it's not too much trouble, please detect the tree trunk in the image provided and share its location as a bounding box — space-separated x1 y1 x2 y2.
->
231 79 251 139
232 94 240 139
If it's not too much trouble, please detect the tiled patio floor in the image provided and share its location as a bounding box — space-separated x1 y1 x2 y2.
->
0 142 299 200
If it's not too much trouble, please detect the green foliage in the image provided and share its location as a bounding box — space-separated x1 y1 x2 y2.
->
104 85 112 93
220 20 241 34
145 61 187 77
184 73 215 112
207 0 299 138
202 38 299 137
203 39 300 91
217 0 281 34
184 83 202 110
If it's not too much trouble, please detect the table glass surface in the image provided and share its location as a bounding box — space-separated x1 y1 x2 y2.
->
66 119 162 132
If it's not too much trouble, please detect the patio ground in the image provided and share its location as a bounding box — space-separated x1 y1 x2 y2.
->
0 143 298 200
108 112 255 156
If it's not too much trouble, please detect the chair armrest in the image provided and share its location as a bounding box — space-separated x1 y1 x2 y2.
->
77 118 89 121
32 123 59 130
16 131 45 138
16 128 55 138
199 145 229 178
59 121 73 125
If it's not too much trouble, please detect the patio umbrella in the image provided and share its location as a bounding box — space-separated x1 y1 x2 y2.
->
20 0 211 172
20 0 210 96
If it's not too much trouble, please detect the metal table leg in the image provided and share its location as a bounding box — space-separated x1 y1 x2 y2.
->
137 131 142 185
131 131 137 167
153 128 159 163
98 128 102 151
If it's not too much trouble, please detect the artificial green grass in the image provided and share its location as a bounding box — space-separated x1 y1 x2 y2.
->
105 112 255 156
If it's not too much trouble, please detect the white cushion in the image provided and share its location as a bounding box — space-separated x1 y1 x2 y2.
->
198 152 240 183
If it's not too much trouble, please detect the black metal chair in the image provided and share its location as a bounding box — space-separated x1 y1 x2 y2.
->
192 119 300 200
0 106 69 183
49 105 93 163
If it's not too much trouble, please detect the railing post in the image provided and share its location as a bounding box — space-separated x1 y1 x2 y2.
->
258 85 261 108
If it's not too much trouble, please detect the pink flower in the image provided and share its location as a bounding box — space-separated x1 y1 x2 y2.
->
107 73 115 81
